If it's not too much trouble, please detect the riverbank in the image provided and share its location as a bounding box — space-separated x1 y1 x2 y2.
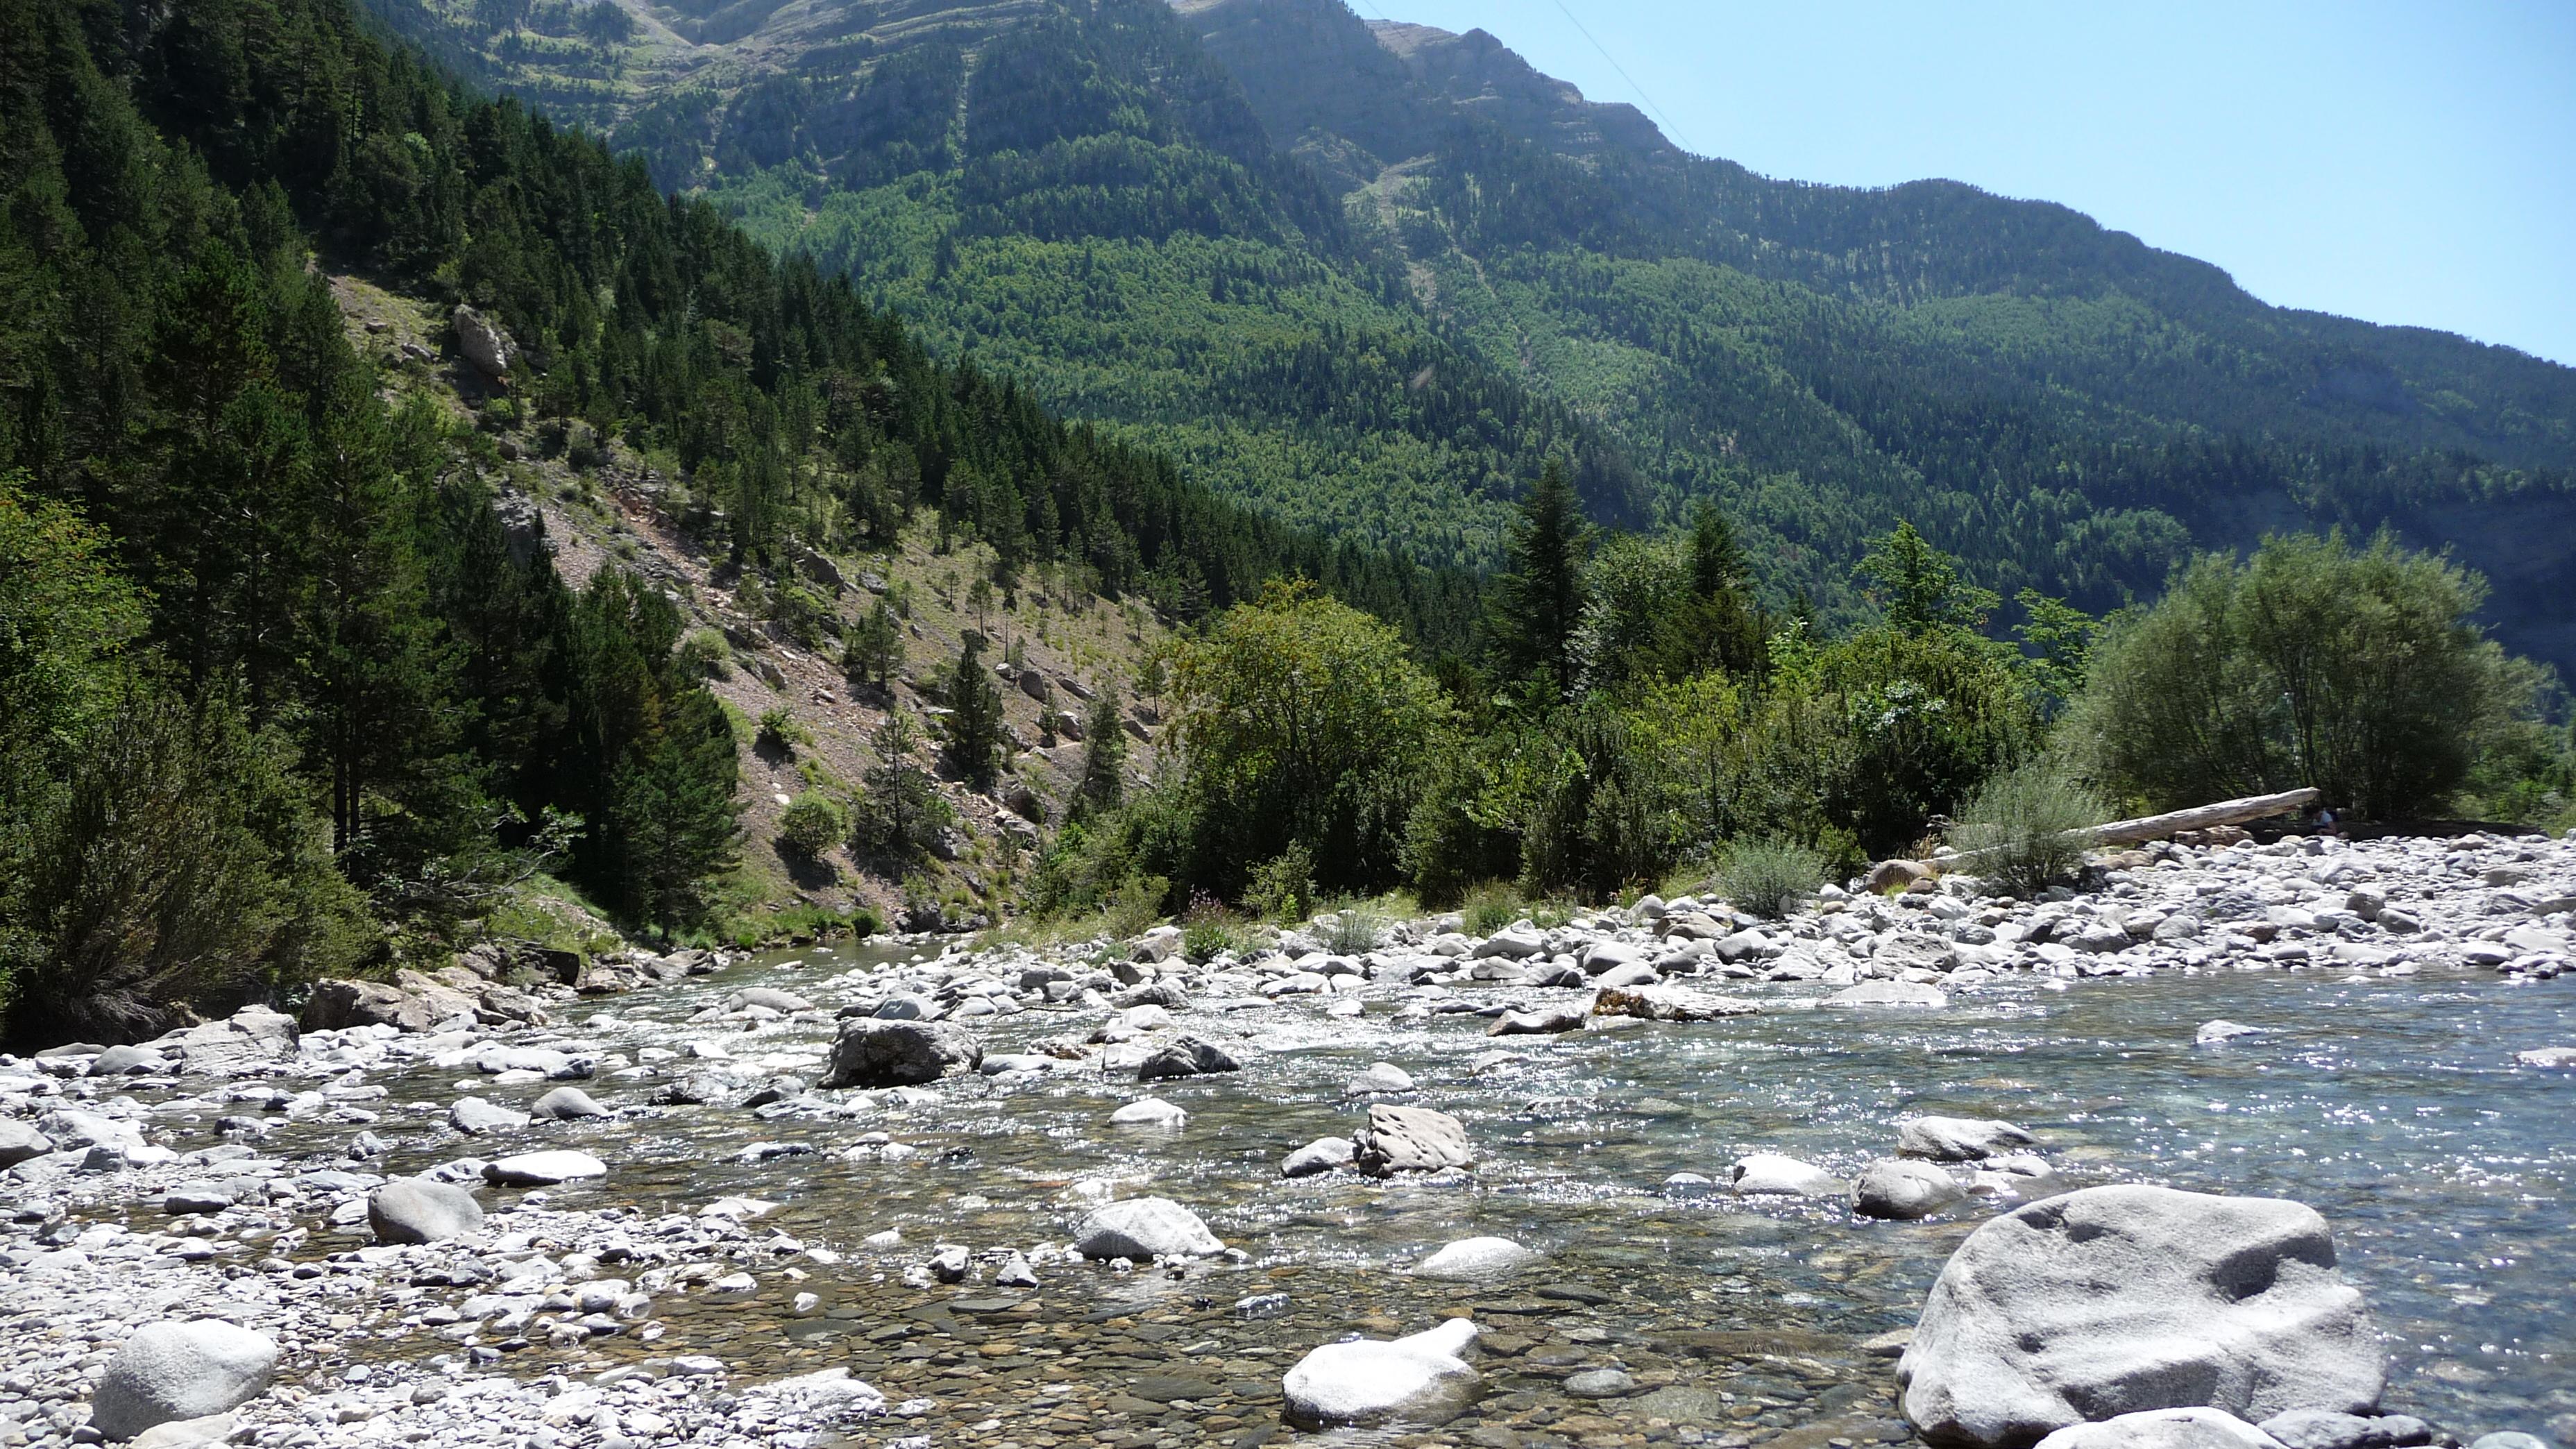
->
3 831 2570 1448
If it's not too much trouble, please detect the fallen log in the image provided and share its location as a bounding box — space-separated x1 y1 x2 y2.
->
1869 788 2325 885
2085 786 2321 847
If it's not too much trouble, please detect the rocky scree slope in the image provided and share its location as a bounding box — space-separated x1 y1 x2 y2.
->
333 273 1173 931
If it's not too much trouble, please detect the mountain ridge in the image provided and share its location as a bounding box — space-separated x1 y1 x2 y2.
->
355 0 2576 670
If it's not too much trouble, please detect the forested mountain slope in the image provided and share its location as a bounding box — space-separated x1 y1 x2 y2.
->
337 0 2576 671
0 0 1468 1037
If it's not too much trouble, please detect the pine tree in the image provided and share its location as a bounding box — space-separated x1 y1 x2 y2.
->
1074 684 1126 816
1687 500 1747 600
842 597 904 688
1491 459 1591 694
853 710 949 859
940 633 1008 790
1856 521 1999 633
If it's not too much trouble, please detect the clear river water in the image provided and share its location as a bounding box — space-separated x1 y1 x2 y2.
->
290 944 2575 1447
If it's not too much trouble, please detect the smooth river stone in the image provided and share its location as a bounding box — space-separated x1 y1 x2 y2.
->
481 1151 607 1186
1283 1316 1480 1427
1411 1236 1538 1279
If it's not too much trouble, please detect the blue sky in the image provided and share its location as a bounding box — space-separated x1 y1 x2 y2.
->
1358 1 2576 366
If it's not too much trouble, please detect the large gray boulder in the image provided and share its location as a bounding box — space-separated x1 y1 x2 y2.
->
90 1044 169 1076
1898 1185 2384 1448
1824 981 1949 1009
1854 1159 1967 1219
368 1179 484 1244
1280 1136 1355 1178
1352 1104 1474 1176
155 1008 297 1074
2255 1412 2432 1449
452 305 516 380
302 978 438 1033
90 1321 279 1439
729 987 814 1013
820 1019 980 1087
1074 1196 1223 1260
2033 1409 2287 1449
1283 1317 1480 1427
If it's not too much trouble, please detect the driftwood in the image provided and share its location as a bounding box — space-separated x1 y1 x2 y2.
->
2085 787 2321 847
1900 787 2323 880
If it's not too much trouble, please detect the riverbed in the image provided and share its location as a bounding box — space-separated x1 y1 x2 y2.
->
290 944 2576 1446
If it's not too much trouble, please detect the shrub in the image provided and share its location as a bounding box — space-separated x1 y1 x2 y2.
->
756 707 808 755
1242 842 1316 923
1102 874 1169 940
1321 901 1387 954
1180 897 1244 963
1461 881 1524 935
1715 838 1827 920
1171 580 1449 897
2065 532 2541 820
1810 626 2035 857
1951 763 2106 897
677 629 731 679
777 792 847 859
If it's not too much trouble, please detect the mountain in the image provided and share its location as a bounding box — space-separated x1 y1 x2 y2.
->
359 0 2576 671
0 0 1483 1037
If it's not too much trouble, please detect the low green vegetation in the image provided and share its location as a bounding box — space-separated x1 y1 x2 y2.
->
1715 840 1829 920
777 792 849 860
2063 534 2548 821
1032 486 2567 923
1951 765 2108 899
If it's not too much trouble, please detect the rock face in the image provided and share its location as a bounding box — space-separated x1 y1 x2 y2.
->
1852 1159 1967 1220
1899 1117 2039 1162
452 304 516 380
1898 1186 2385 1448
1282 1316 1480 1427
2032 1409 2288 1449
1412 1237 1538 1279
90 1321 280 1439
1073 1196 1224 1260
368 1179 484 1244
820 1019 981 1087
1352 1104 1474 1176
